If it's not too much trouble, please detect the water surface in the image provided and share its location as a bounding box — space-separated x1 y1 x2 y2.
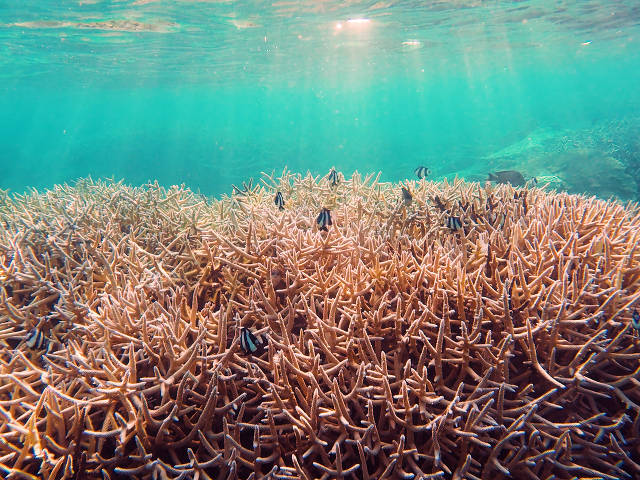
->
1 0 639 198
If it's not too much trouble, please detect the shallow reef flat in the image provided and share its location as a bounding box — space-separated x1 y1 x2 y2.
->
0 173 639 479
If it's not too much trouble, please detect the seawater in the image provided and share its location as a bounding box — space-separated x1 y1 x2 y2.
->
1 0 639 199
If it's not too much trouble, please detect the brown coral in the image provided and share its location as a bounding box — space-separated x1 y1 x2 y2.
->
0 172 639 479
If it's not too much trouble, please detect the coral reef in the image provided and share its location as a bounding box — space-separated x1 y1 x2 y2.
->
482 121 640 201
1 173 639 479
552 149 637 200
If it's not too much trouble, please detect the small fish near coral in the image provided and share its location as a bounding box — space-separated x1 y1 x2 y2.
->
414 166 431 179
401 186 413 206
433 195 447 212
25 327 48 350
274 191 285 210
632 309 640 331
316 208 332 232
446 215 462 231
239 327 267 355
327 167 340 187
487 170 526 187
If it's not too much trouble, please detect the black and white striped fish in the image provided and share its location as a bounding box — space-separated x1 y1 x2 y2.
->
240 327 266 355
446 216 462 231
328 167 339 187
414 166 431 179
401 186 412 206
632 309 640 331
317 208 332 232
25 327 48 350
274 191 285 210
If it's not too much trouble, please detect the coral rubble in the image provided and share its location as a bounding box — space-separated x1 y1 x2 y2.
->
0 172 639 479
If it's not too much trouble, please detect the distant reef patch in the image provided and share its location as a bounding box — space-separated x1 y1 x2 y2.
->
483 118 640 201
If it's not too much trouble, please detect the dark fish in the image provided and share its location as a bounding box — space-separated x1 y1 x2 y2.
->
240 327 266 355
447 216 462 231
415 166 431 179
433 196 447 212
632 309 640 331
317 208 332 232
25 328 47 350
487 170 526 187
274 191 285 210
401 186 412 206
328 167 339 187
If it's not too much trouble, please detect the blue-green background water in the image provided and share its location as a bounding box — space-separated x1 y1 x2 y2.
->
1 0 640 199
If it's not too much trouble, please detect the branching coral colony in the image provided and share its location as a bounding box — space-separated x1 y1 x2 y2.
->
0 172 639 480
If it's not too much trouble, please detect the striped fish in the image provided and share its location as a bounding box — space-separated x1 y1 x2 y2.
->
414 166 431 179
274 191 285 210
447 216 462 231
240 327 266 355
317 208 332 232
632 309 640 331
401 186 412 206
25 327 48 350
328 167 339 187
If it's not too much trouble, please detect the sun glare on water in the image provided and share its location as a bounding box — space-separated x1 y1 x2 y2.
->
346 18 371 25
334 18 372 30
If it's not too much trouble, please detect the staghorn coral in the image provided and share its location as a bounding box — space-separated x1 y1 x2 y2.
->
0 172 639 480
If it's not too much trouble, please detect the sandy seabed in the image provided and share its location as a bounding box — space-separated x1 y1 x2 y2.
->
1 171 639 479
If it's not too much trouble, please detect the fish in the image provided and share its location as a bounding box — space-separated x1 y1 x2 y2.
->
317 208 332 232
487 170 526 187
414 166 431 179
632 309 640 330
446 216 462 231
401 186 412 206
274 191 285 210
328 167 339 187
240 327 267 355
25 327 48 350
433 196 447 212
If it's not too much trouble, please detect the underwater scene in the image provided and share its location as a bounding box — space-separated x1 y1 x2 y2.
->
1 1 640 479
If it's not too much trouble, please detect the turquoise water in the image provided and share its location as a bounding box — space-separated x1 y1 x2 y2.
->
1 0 639 199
